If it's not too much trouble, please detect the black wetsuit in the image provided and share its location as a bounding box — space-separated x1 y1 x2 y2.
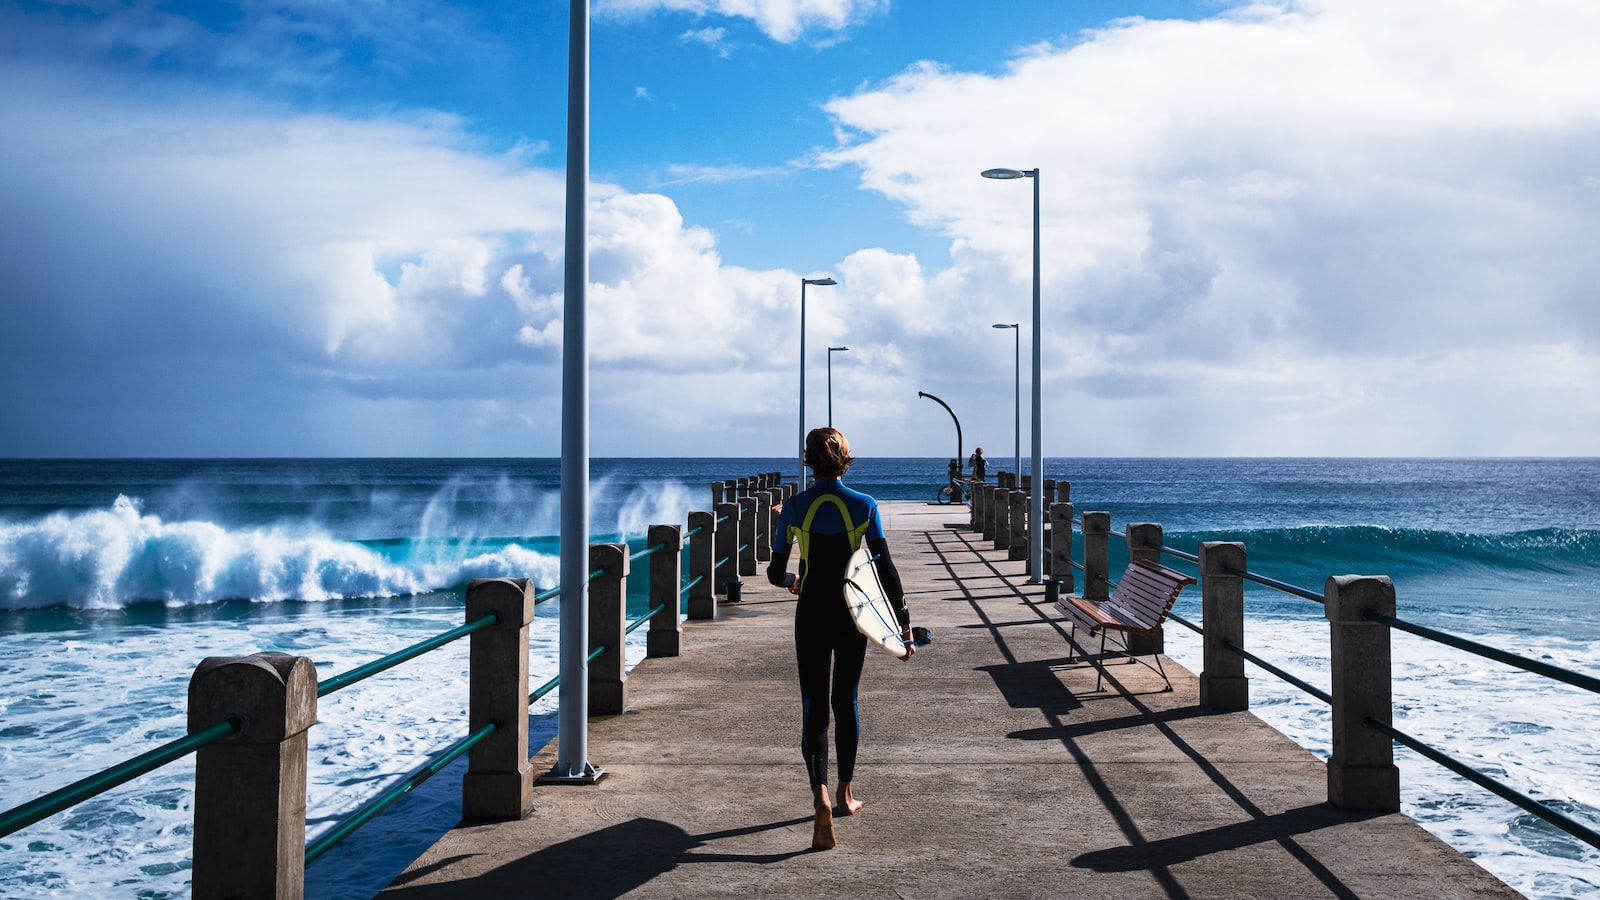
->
767 478 907 788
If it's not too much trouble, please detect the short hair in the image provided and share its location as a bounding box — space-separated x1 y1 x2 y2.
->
804 427 854 477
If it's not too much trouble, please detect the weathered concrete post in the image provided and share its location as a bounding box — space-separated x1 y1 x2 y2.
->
991 487 1010 550
1007 491 1027 561
1050 501 1075 594
647 525 684 658
768 492 785 560
754 490 773 563
588 543 629 715
714 501 739 596
1040 479 1056 575
711 481 724 512
189 651 317 900
687 511 715 620
736 476 749 497
462 578 534 821
737 496 759 577
980 485 996 540
1325 575 1401 811
1125 523 1165 654
1081 512 1111 602
1198 542 1248 711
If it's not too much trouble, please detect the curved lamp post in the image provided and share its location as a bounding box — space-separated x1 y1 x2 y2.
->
992 323 1020 482
982 166 1043 583
798 276 837 485
828 346 849 427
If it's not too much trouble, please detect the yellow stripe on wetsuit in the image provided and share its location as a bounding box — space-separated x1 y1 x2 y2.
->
787 493 871 594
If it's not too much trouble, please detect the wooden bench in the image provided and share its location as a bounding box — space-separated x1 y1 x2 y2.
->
1055 560 1195 692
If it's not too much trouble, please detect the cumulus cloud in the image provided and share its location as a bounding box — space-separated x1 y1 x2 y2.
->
818 0 1600 454
0 70 816 455
596 0 886 43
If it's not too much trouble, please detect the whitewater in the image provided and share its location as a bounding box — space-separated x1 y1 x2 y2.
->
1 457 1598 898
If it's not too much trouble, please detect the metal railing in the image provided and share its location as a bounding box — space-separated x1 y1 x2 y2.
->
1078 517 1600 853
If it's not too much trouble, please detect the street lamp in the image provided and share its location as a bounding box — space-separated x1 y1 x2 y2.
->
828 346 849 427
992 324 1019 482
982 166 1043 583
799 276 837 485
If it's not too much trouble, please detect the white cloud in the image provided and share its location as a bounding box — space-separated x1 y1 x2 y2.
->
817 0 1600 454
0 70 821 455
596 0 886 43
679 26 730 56
657 163 790 185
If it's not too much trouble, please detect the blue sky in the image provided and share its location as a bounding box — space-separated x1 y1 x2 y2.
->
2 0 1598 458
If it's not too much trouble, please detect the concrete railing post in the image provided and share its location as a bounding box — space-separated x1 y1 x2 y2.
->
1325 575 1401 812
588 543 629 715
1081 512 1111 602
1050 502 1075 594
991 487 1010 550
738 496 758 576
462 578 535 821
980 485 997 541
1008 491 1027 561
754 491 773 563
1198 542 1248 711
647 525 684 658
711 481 724 512
714 501 739 596
687 511 715 619
1125 523 1165 654
189 651 317 900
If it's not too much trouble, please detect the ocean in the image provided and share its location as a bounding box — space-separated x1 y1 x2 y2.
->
1 457 1597 898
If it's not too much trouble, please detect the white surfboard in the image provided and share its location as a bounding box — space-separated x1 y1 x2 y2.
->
843 548 908 658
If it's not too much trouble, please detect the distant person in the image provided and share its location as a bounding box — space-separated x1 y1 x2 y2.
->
969 447 987 483
768 426 914 851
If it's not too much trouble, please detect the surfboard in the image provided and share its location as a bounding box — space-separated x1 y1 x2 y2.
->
843 548 909 658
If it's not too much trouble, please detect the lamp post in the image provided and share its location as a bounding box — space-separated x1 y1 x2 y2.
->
827 346 849 427
992 323 1019 481
982 166 1043 583
798 276 837 485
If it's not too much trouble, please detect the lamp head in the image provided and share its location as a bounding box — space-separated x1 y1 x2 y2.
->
830 346 849 351
992 323 1017 329
981 168 1027 180
803 276 838 286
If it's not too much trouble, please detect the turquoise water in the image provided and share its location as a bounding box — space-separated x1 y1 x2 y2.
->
1 457 1598 897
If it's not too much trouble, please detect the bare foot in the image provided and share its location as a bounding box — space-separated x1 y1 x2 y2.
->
810 785 837 849
812 802 836 850
836 781 863 816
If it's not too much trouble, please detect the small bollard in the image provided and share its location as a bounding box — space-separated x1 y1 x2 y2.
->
725 580 743 602
1044 578 1061 605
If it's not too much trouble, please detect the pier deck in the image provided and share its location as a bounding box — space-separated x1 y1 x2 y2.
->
380 501 1516 899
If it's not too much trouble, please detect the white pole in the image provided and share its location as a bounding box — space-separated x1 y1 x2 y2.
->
1028 168 1043 584
553 0 600 782
798 278 807 487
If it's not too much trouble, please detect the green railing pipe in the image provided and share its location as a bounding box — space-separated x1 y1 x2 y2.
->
526 600 666 705
1366 716 1600 852
533 566 607 604
629 542 668 563
304 721 497 865
680 573 704 596
318 614 498 698
0 716 240 839
1366 610 1600 696
625 603 667 636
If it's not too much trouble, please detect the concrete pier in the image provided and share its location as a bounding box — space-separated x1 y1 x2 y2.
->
381 502 1514 899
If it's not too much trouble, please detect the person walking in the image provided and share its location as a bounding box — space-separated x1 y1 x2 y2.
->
767 426 914 850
